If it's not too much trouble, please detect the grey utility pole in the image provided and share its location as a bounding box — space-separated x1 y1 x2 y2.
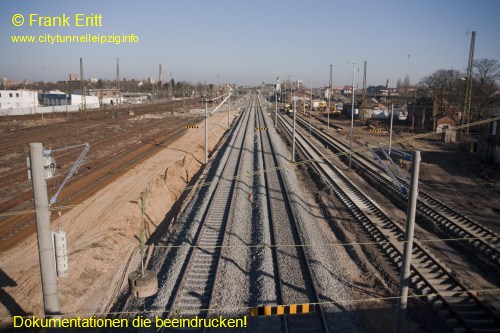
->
389 103 394 154
328 64 332 128
309 77 313 136
394 150 421 333
80 58 86 115
349 61 356 169
275 76 278 128
205 99 209 164
29 142 60 317
291 87 297 163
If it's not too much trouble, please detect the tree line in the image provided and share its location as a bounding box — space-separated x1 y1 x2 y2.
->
418 58 499 121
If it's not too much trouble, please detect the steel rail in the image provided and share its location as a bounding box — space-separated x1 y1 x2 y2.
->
294 114 500 266
164 96 252 323
277 112 500 333
257 97 329 333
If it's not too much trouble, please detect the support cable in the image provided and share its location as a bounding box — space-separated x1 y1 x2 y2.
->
49 143 90 206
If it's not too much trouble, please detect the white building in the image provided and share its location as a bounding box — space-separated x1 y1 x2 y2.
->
69 94 99 106
0 90 38 109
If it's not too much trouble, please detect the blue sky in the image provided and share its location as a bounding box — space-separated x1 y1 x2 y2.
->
1 0 499 87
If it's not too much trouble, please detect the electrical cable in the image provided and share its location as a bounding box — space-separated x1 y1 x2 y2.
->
2 111 496 218
2 287 499 321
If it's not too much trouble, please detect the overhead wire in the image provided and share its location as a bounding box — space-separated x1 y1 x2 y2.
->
1 97 499 322
1 112 498 231
2 287 499 321
182 115 500 192
0 233 496 255
0 204 82 218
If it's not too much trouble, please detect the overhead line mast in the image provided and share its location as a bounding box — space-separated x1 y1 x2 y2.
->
362 61 367 103
463 30 475 141
328 64 332 128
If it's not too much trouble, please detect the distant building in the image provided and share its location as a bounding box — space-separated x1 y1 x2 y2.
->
367 85 397 97
84 88 123 105
69 73 79 81
70 94 99 106
122 91 151 103
41 91 69 106
321 86 342 100
342 85 355 95
41 91 98 107
0 90 38 109
435 115 457 133
283 91 312 103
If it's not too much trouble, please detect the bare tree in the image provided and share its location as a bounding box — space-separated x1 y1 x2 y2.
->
419 69 463 115
472 58 500 119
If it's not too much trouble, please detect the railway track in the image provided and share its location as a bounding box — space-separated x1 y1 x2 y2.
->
0 99 209 253
277 109 500 332
293 113 500 267
116 95 333 332
0 105 202 189
0 117 197 252
163 95 252 320
0 112 201 210
256 97 328 332
0 97 204 173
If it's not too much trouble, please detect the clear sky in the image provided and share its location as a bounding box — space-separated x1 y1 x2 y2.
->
1 0 499 88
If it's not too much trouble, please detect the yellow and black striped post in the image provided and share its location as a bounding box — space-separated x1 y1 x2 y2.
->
251 303 316 316
186 125 199 129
